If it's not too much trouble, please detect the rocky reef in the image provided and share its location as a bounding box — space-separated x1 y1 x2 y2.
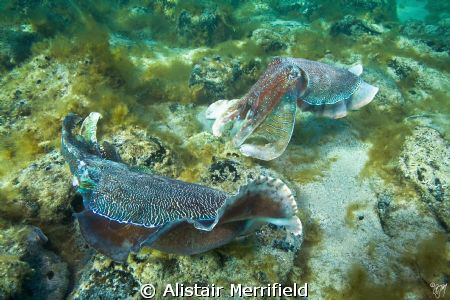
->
0 0 448 299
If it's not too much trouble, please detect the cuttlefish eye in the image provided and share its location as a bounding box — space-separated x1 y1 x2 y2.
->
286 65 302 81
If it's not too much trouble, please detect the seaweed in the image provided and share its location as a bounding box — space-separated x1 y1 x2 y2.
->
143 58 193 103
325 233 448 299
345 201 368 228
290 216 323 285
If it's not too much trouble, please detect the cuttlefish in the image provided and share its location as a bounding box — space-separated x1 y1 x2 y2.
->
206 57 379 160
61 112 302 262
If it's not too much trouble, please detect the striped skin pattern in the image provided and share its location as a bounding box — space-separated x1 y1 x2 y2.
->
61 113 302 261
82 163 228 228
206 56 378 160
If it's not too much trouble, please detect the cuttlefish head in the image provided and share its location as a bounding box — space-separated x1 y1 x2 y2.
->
206 57 307 149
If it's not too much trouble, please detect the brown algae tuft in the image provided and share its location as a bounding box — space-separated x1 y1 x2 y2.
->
345 201 369 228
325 233 448 300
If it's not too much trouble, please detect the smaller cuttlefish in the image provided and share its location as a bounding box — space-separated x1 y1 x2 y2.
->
61 112 302 262
206 57 379 160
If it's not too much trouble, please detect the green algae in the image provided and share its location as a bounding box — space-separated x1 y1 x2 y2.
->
0 186 25 223
348 104 419 199
324 264 410 300
366 240 377 259
290 216 323 284
400 232 449 281
0 132 46 179
143 58 193 103
0 1 448 298
287 156 338 184
219 240 280 283
0 256 31 299
325 233 448 299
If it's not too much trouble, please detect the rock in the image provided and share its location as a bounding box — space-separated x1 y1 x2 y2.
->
0 225 69 300
250 28 286 52
398 126 449 229
375 190 442 239
107 127 180 178
177 9 233 46
330 15 382 37
208 159 241 183
189 56 261 102
69 259 139 299
0 28 39 71
20 227 70 300
3 151 72 224
126 224 302 299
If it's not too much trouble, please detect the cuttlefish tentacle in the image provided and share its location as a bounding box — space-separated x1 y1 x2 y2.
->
206 57 379 160
62 112 302 262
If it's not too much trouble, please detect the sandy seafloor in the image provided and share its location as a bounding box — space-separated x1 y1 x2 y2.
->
0 0 449 299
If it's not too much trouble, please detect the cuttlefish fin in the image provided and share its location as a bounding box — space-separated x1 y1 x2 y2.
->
298 79 378 119
348 64 363 76
347 81 379 110
77 175 302 260
76 210 159 262
321 100 348 119
216 175 301 236
149 174 303 255
239 91 297 160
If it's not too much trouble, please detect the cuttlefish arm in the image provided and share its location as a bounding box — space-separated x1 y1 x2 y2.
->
62 113 302 262
206 57 305 160
206 57 378 161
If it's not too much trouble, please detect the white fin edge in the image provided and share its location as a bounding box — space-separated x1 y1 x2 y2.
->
348 64 363 76
350 81 379 110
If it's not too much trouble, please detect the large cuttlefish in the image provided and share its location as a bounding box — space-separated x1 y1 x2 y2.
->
206 57 379 160
61 112 302 262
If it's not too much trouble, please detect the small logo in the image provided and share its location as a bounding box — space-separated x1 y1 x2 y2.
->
430 282 447 299
141 284 156 299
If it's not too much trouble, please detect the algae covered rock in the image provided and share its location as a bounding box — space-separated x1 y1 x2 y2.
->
0 225 32 299
106 127 180 178
269 0 318 17
177 8 233 46
330 15 382 37
0 225 69 300
126 223 302 299
0 28 39 71
398 126 449 229
250 28 287 52
189 56 262 103
2 150 72 224
69 259 139 299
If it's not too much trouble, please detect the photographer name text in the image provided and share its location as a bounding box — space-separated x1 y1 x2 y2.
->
140 282 308 298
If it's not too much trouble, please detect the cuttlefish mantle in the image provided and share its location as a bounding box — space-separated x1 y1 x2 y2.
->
61 112 302 262
206 57 379 160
